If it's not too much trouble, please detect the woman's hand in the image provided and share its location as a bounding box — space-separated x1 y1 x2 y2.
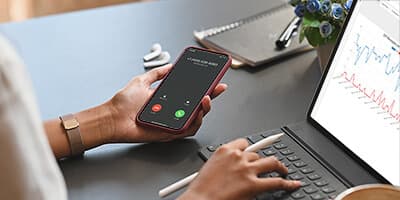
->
105 64 227 143
45 64 226 158
178 139 301 200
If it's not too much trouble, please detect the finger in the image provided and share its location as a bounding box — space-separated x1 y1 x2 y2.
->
243 152 260 162
250 156 288 175
143 64 172 85
201 96 211 116
194 109 204 128
224 138 249 151
181 110 204 138
210 83 228 99
255 178 301 192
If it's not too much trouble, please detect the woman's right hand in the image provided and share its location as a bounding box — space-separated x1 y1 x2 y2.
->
178 138 301 200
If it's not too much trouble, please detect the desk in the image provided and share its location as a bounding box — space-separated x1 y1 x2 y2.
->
0 0 358 199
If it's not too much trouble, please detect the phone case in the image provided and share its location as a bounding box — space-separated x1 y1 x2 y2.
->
136 46 232 134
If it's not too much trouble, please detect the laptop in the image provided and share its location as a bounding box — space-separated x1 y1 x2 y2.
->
199 0 400 199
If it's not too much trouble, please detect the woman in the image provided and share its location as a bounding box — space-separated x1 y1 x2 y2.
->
0 35 300 200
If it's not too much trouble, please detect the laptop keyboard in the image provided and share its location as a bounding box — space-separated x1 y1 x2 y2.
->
199 129 348 200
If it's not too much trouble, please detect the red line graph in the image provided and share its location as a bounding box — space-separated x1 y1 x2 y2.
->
342 71 400 121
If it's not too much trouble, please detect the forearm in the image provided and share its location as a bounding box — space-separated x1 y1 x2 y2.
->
44 103 114 159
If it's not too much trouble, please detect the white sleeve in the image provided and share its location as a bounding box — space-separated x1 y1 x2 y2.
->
0 35 67 200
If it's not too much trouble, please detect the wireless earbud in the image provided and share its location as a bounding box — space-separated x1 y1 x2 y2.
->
143 51 171 68
143 43 162 62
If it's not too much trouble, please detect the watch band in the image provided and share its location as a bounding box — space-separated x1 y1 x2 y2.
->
60 114 85 156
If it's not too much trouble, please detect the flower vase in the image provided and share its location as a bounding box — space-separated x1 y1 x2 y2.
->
316 43 335 73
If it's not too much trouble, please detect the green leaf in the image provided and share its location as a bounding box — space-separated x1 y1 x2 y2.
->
327 25 341 44
303 12 321 28
304 27 324 47
299 26 306 43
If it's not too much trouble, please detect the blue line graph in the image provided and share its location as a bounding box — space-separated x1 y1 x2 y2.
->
353 33 400 92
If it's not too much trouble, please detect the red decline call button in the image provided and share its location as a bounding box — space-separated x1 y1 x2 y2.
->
151 104 162 112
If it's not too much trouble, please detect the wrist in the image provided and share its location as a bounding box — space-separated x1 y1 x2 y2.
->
75 103 115 149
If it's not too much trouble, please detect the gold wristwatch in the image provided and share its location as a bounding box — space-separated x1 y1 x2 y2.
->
60 114 85 156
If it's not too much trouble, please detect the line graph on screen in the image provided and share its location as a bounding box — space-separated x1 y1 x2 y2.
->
332 23 400 130
353 33 400 92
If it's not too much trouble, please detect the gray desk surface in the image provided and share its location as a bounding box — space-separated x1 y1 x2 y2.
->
0 0 330 199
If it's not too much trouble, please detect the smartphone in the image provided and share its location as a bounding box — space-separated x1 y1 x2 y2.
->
136 47 232 134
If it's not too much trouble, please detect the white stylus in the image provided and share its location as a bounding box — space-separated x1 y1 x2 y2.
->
158 132 285 198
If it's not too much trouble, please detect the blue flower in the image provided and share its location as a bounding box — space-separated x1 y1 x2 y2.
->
319 21 333 38
294 4 306 17
306 0 321 13
344 0 353 11
331 3 343 19
320 0 331 14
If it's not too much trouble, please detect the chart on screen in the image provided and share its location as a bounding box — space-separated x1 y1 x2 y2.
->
331 14 400 132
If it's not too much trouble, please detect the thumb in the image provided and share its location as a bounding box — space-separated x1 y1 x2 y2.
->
142 64 172 85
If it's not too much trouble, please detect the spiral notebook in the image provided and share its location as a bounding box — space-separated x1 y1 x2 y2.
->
194 2 312 68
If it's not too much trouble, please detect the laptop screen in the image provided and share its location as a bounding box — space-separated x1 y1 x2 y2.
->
310 0 399 185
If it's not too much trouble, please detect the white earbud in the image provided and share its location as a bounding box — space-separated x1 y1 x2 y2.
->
143 51 171 68
143 43 162 62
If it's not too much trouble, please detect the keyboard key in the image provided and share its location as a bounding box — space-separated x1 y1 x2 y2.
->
321 186 336 194
287 155 300 161
308 173 322 181
273 143 287 149
328 193 338 199
274 154 285 161
300 179 311 187
269 172 280 178
304 186 319 194
281 160 291 167
311 192 326 200
287 166 297 174
289 173 304 180
280 149 294 155
273 139 281 144
247 134 264 144
293 161 308 168
272 190 288 199
300 167 314 174
258 173 268 178
314 180 329 187
261 132 271 138
207 145 218 152
261 130 283 139
255 193 271 200
263 149 276 156
291 190 306 199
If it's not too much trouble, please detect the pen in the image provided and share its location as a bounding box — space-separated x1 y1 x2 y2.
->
158 132 285 198
275 16 302 49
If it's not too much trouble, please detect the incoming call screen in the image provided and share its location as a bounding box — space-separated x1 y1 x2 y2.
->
139 48 229 130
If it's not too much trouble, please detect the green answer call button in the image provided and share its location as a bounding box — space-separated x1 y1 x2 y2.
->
175 109 185 118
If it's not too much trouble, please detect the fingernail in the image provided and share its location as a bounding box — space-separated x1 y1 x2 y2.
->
292 180 302 186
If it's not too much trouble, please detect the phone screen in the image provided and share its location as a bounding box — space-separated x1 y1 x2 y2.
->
138 48 229 130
